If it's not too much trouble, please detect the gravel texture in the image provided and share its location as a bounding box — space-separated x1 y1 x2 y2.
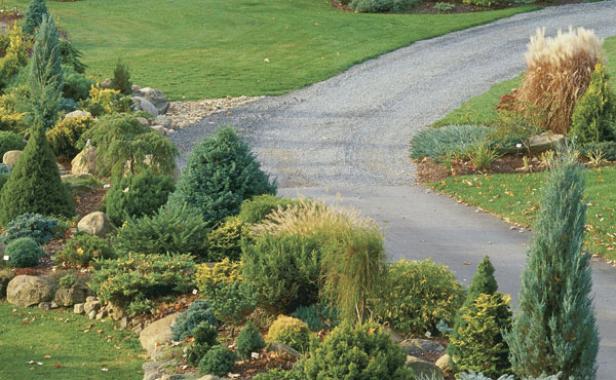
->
173 2 616 377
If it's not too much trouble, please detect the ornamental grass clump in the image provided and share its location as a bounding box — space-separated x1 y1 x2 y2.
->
516 27 604 134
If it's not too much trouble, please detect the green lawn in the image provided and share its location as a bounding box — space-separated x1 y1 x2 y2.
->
430 36 616 261
0 303 143 379
435 37 616 127
434 167 616 261
6 0 533 100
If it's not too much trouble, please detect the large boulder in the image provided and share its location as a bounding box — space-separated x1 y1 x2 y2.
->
399 339 446 357
0 269 15 299
3 150 22 168
528 131 565 153
64 110 92 120
137 87 169 115
77 211 114 237
71 142 97 176
405 356 444 380
435 353 453 375
53 284 88 307
139 313 179 357
132 96 159 117
7 275 55 307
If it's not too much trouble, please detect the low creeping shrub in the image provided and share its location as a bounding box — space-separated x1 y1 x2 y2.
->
89 253 195 316
1 213 63 245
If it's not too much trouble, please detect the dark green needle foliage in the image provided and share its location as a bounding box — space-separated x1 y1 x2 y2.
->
464 256 498 307
170 127 276 227
507 155 599 379
22 0 49 35
111 59 132 95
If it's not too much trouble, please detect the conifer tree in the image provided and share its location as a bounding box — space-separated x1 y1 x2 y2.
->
507 155 598 379
0 14 74 224
464 256 498 306
22 0 49 35
449 256 512 377
169 127 276 226
29 14 63 131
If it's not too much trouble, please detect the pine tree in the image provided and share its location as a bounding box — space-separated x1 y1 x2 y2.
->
0 127 74 224
507 155 598 379
0 14 74 224
169 127 276 226
449 256 511 377
22 0 49 35
111 59 132 95
464 256 498 306
29 15 63 131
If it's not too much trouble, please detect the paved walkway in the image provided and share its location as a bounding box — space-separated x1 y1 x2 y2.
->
173 2 616 377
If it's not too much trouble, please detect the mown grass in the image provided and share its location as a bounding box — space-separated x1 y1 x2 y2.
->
433 167 616 261
0 303 143 379
5 0 533 100
431 37 616 261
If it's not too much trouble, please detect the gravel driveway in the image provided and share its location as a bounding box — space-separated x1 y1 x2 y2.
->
173 2 616 377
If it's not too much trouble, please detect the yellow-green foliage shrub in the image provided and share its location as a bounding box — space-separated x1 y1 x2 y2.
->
448 293 512 378
374 259 464 336
570 64 616 144
0 27 29 91
47 114 94 159
196 258 243 296
85 86 132 116
207 216 245 261
267 315 311 352
517 27 603 134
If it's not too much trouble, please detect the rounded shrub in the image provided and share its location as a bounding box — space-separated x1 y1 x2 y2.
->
169 127 276 227
198 345 236 376
374 259 464 335
47 114 94 159
54 233 115 267
206 216 244 261
242 233 322 314
267 315 311 353
113 204 208 259
1 213 63 245
236 321 265 359
187 321 219 366
172 300 218 341
62 65 93 101
238 195 296 224
301 323 413 379
5 237 43 268
105 170 175 226
0 130 25 157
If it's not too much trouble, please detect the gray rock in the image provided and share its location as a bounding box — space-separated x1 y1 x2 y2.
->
0 269 15 299
154 115 173 129
399 339 445 357
132 96 159 117
50 301 59 309
96 310 107 320
71 142 97 176
74 303 85 314
100 79 113 89
528 131 565 153
7 275 55 307
86 296 97 302
405 355 444 380
139 313 179 357
38 302 51 310
54 285 87 307
88 310 97 319
136 116 150 126
64 110 91 120
138 87 169 114
120 316 129 329
3 150 22 168
84 299 101 314
268 342 301 359
198 376 223 380
435 353 453 375
77 211 114 237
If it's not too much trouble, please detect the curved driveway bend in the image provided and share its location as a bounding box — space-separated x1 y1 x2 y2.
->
173 2 616 377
